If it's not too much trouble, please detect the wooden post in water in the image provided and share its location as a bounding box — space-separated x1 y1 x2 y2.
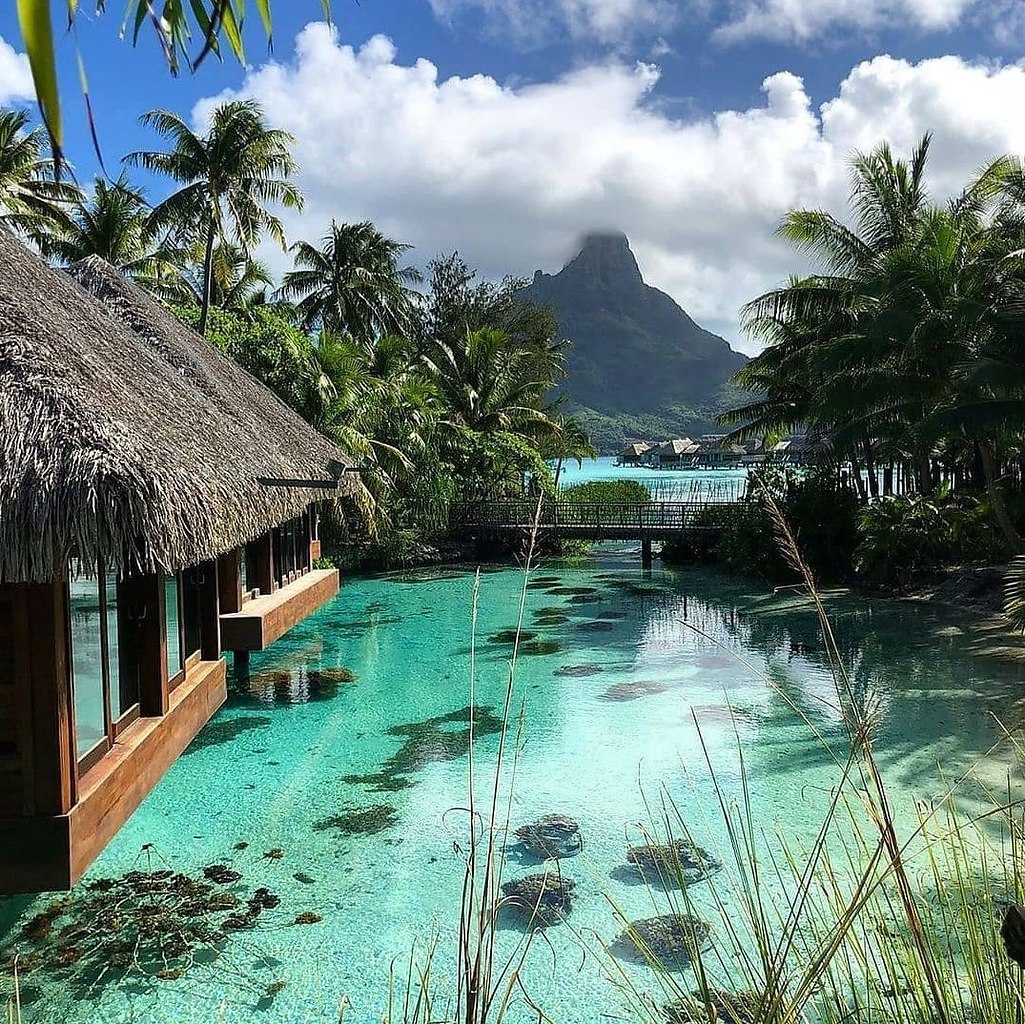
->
641 538 653 569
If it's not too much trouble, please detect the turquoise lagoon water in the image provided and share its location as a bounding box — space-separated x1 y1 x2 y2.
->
557 456 749 501
3 552 1024 1022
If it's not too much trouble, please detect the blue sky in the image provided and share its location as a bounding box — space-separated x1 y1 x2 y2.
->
1 1 1024 351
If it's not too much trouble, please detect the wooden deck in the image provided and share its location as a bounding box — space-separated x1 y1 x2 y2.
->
220 568 339 652
449 500 734 540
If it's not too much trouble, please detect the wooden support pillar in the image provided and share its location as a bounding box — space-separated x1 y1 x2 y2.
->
199 560 220 662
641 538 653 569
23 582 76 816
233 650 251 683
217 549 243 615
246 533 274 597
122 573 168 718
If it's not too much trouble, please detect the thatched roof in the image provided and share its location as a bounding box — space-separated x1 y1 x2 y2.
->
655 439 697 457
0 231 354 583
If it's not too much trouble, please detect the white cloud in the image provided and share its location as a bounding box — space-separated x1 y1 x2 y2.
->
425 0 1002 47
713 0 980 44
0 36 33 105
197 24 1025 354
427 0 678 45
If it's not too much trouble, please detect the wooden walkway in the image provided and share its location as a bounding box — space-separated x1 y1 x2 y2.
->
449 500 735 541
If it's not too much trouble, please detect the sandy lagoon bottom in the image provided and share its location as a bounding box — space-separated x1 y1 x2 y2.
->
2 550 1023 1023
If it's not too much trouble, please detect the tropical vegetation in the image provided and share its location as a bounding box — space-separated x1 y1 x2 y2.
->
723 135 1025 590
0 97 592 565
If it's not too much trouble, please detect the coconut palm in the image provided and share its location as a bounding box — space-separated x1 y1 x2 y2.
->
171 240 275 311
279 220 421 343
0 108 79 238
126 100 303 333
38 174 185 293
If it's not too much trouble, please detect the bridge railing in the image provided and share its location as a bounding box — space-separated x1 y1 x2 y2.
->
449 500 735 533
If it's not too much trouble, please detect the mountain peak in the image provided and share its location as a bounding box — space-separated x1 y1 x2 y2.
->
518 231 747 451
564 231 643 288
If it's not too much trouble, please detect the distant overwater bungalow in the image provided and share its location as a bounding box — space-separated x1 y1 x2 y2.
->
0 232 354 894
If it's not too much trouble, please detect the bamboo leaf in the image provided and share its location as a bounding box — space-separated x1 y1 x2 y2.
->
17 0 63 167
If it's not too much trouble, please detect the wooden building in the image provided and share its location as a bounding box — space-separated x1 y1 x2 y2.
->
616 442 650 466
0 236 356 893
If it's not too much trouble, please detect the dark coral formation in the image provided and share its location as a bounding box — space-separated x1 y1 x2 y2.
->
513 814 582 859
489 630 538 644
626 840 721 885
664 990 761 1023
342 705 505 792
599 680 670 702
501 873 576 926
1 865 282 995
554 664 604 678
615 914 711 968
313 804 398 836
520 639 562 656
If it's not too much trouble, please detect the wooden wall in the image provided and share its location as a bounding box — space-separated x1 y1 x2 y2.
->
0 587 23 816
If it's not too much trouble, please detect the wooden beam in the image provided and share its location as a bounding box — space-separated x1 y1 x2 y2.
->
246 533 274 597
25 581 75 817
217 549 243 615
122 574 168 718
199 560 220 662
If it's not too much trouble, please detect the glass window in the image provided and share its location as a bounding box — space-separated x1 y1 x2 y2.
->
181 570 202 660
165 575 183 680
105 570 134 721
69 569 106 759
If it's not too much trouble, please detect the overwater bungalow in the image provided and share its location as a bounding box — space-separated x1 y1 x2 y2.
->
0 233 355 893
651 438 698 468
616 441 650 466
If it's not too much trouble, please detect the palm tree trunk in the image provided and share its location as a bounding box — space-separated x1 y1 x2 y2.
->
979 439 1022 554
198 218 216 336
862 433 879 499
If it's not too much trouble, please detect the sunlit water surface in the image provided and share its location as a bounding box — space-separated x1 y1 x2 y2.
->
2 551 1023 1023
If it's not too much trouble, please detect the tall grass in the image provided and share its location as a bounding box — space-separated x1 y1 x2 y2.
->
389 481 1025 1024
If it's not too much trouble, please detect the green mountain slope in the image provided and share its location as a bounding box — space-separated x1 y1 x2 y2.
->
519 232 747 451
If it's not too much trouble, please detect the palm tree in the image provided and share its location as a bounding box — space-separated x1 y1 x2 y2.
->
0 108 79 238
425 326 562 496
38 174 183 290
279 220 421 343
170 240 275 311
126 99 303 333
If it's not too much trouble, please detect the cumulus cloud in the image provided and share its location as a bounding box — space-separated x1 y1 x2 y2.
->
713 0 980 44
197 24 1025 354
427 0 677 46
0 36 33 105
424 0 999 47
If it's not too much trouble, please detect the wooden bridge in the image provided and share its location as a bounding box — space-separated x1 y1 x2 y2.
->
449 500 735 564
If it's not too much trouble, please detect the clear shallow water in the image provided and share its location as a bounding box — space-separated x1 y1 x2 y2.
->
2 552 1024 1023
557 456 748 500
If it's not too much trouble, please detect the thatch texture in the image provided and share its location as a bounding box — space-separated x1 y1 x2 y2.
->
0 231 352 583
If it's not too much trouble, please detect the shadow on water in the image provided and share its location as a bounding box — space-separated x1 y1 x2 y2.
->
183 715 274 753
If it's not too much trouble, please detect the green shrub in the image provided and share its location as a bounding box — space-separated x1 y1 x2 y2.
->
664 469 860 584
558 480 651 504
855 492 1005 587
